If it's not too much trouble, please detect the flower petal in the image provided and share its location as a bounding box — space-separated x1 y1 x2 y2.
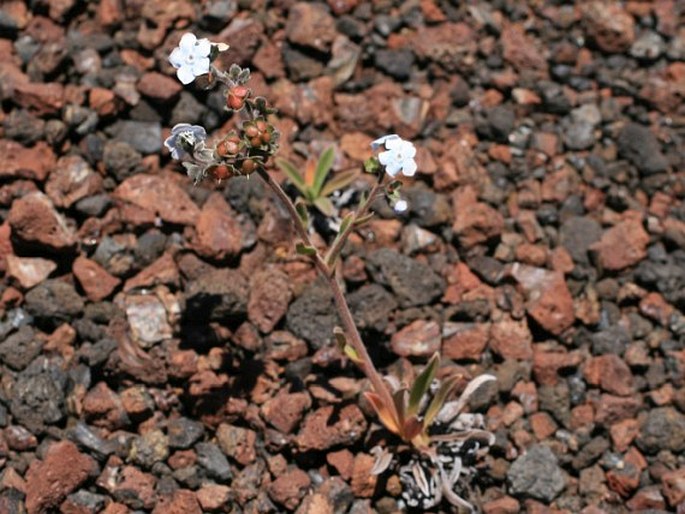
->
384 136 404 151
401 141 416 159
192 57 210 76
371 134 399 151
168 47 185 69
401 159 417 177
179 33 197 52
176 65 196 85
195 38 211 57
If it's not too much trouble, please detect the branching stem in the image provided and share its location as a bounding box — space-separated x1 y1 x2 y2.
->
256 166 397 416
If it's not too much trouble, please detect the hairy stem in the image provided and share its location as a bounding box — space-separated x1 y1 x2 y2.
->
256 166 396 414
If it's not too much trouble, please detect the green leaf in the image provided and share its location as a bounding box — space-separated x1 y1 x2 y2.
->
333 327 346 350
312 147 335 197
364 157 380 174
407 352 440 417
423 375 459 428
320 168 360 197
276 158 308 195
338 213 354 234
393 388 408 426
313 196 335 217
354 212 375 226
295 201 309 226
343 344 362 364
295 242 317 256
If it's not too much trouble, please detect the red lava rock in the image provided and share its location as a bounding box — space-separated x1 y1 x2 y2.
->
25 440 98 514
73 255 121 302
268 467 311 510
490 317 533 360
661 467 685 507
138 71 182 102
45 155 103 208
350 453 377 498
196 483 231 511
326 448 354 480
0 140 56 181
626 486 666 511
124 252 180 292
248 267 293 333
253 40 286 79
582 1 636 53
8 191 77 252
113 173 200 225
530 412 557 440
483 495 521 514
391 319 441 357
590 218 649 271
411 22 475 72
110 465 156 509
533 347 582 385
216 423 257 466
583 354 634 396
296 493 335 514
593 394 642 425
194 192 245 260
511 264 574 335
606 462 641 497
501 23 547 71
89 87 121 117
261 390 311 434
152 489 202 514
285 2 336 52
639 292 674 326
296 404 368 451
452 186 505 248
442 322 490 360
609 418 639 452
5 254 56 289
639 62 685 114
82 381 127 430
13 81 64 115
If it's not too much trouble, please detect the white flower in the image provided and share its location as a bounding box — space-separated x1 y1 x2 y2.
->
393 199 409 213
169 33 212 85
371 134 417 177
164 123 207 160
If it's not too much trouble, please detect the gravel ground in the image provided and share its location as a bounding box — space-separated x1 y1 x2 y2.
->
0 1 684 513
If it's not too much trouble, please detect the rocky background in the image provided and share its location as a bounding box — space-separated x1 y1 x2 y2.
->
0 0 684 513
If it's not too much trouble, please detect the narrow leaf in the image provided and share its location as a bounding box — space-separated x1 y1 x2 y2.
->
333 326 346 350
313 196 335 217
402 415 424 441
304 157 317 188
407 352 440 417
343 344 363 364
295 242 317 256
392 388 408 427
338 213 354 235
320 168 359 197
276 158 307 195
295 201 309 226
449 374 497 419
423 375 460 428
312 147 335 196
364 391 401 435
353 212 375 226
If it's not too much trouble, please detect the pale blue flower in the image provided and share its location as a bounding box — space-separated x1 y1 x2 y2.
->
164 123 207 160
371 134 417 177
169 33 212 85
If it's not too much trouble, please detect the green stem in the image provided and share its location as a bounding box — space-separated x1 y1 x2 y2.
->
256 166 396 416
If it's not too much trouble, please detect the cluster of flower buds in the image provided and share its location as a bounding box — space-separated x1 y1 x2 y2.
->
164 33 280 184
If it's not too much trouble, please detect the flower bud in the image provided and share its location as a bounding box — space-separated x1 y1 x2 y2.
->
244 125 259 138
226 85 250 110
208 164 232 181
240 159 256 175
216 139 240 157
